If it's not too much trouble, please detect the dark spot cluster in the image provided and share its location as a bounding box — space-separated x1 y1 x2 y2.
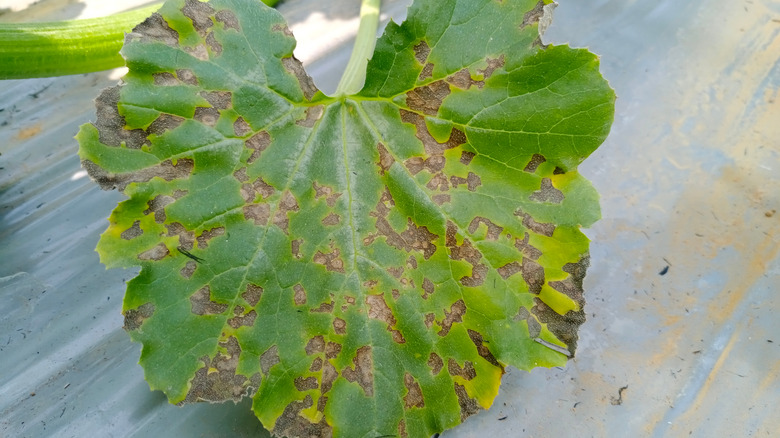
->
182 336 260 403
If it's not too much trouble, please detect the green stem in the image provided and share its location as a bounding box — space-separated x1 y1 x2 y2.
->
0 5 160 79
334 0 381 97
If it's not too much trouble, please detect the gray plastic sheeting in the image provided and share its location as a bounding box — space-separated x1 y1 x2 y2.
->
1 1 778 437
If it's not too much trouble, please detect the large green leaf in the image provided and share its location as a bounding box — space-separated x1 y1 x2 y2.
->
77 0 614 436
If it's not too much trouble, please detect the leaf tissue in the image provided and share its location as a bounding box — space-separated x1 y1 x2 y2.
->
77 0 615 436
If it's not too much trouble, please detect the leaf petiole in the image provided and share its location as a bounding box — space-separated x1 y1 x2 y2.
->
333 0 381 97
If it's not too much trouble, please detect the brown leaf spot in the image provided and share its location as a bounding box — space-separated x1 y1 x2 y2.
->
530 178 564 204
259 345 280 375
522 258 545 294
294 376 319 391
196 227 225 249
438 299 466 336
246 131 271 164
194 106 220 127
121 220 143 240
387 266 404 278
185 43 209 61
305 336 325 355
291 239 303 259
454 383 481 421
325 342 342 360
240 177 275 202
371 195 439 260
419 63 434 81
406 81 451 116
282 56 318 100
153 72 178 86
391 289 400 300
366 294 406 343
447 69 484 90
532 297 584 357
176 69 198 86
427 173 449 192
460 151 476 165
182 0 215 34
205 31 222 55
182 336 259 403
403 373 425 408
407 256 418 270
446 221 483 268
190 286 228 315
421 278 435 299
83 158 195 192
143 195 174 223
296 105 324 127
363 280 378 289
310 357 323 372
310 299 334 314
123 302 154 331
515 232 543 260
333 317 346 335
233 167 249 183
450 172 482 192
166 222 195 250
313 182 342 207
322 213 340 226
138 243 170 261
200 91 232 110
413 40 430 64
427 352 443 375
215 9 240 31
273 395 332 438
313 248 345 273
467 329 501 367
233 117 252 137
293 284 307 306
404 156 425 175
130 13 180 47
342 346 373 397
243 203 270 225
377 142 395 175
424 313 435 329
147 113 185 136
521 0 547 29
477 55 505 80
468 217 503 240
447 358 477 380
461 264 488 287
227 309 257 329
242 284 263 307
524 153 546 173
273 191 300 234
92 85 147 149
272 23 294 38
515 209 556 237
497 261 522 279
433 194 451 205
180 260 197 279
399 419 408 438
321 361 338 393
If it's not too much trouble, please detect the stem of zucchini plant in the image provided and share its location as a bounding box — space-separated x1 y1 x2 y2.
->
0 5 160 80
334 0 381 97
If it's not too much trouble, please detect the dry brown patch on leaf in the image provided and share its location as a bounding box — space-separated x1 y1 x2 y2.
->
369 195 440 260
530 178 564 204
447 69 484 90
403 373 425 408
522 257 545 294
305 335 326 356
460 151 476 165
138 243 170 261
399 109 466 156
273 395 333 438
467 329 501 367
121 220 143 240
445 222 486 286
427 173 450 191
515 209 556 237
342 346 374 397
478 55 505 79
176 68 198 85
310 298 335 314
427 352 443 375
419 63 434 81
432 194 451 205
182 336 260 403
227 308 257 329
215 9 239 31
377 142 395 175
333 317 346 335
468 217 503 240
92 86 147 149
241 284 262 307
291 238 303 259
185 43 209 61
243 203 271 225
190 285 228 315
272 23 294 38
387 266 404 278
310 358 323 372
447 358 477 380
273 191 300 234
313 247 345 273
497 261 522 279
325 342 342 360
144 195 174 223
523 153 546 173
123 302 154 331
406 81 451 116
549 257 589 303
246 131 271 164
282 56 318 100
167 223 195 250
293 284 307 306
321 361 338 393
296 105 324 127
182 0 215 35
366 294 406 343
322 213 341 226
515 232 542 260
399 420 408 438
407 256 418 270
180 260 197 279
82 158 194 192
233 117 252 137
294 376 319 391
196 227 225 248
438 299 466 336
313 182 342 207
205 32 222 55
259 345 280 375
424 313 435 329
450 172 482 192
153 72 178 86
454 383 481 421
521 0 546 29
240 177 275 203
421 277 435 299
413 40 431 64
194 106 220 127
130 13 180 47
532 297 584 357
147 113 185 136
200 91 232 110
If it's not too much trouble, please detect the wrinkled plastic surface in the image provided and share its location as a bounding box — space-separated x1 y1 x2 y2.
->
1 0 778 437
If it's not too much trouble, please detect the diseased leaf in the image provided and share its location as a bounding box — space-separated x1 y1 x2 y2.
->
77 0 614 436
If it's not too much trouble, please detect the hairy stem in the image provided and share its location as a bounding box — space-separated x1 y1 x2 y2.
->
334 0 381 96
